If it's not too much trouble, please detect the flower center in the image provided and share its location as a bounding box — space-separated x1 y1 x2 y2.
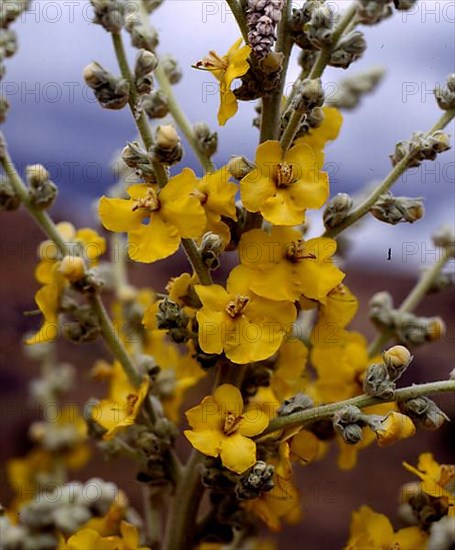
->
196 51 228 71
275 162 297 188
285 240 317 262
191 188 208 205
225 295 249 318
131 188 160 213
223 411 243 436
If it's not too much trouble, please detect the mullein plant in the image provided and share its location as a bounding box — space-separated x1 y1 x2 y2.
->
1 0 455 548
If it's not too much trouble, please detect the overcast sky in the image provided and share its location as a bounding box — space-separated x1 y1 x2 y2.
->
2 0 454 272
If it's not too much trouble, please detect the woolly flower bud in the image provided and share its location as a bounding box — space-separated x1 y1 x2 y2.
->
432 224 455 257
370 192 424 225
142 90 169 118
235 461 275 500
323 193 353 229
153 125 183 165
371 411 416 447
434 73 455 110
294 78 324 111
326 66 386 110
333 405 363 444
428 516 455 550
278 393 313 415
304 5 334 49
227 156 255 181
246 0 285 58
383 345 413 379
200 232 223 270
369 291 394 328
399 396 449 431
90 0 125 33
357 0 393 25
135 49 158 77
121 141 150 169
193 122 218 158
59 256 86 283
160 54 182 84
125 16 159 52
83 61 130 110
330 31 367 69
363 362 395 399
26 164 57 210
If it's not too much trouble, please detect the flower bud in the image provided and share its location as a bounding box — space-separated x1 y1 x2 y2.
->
135 49 158 77
434 73 455 111
304 5 334 49
91 0 125 33
333 405 364 444
363 362 395 399
326 66 386 110
160 54 182 84
235 461 275 500
278 393 313 415
59 256 86 283
142 90 169 118
357 0 393 25
193 122 218 158
26 164 57 210
125 17 159 52
83 61 129 110
294 78 324 111
370 192 424 225
323 193 353 229
200 232 223 270
424 317 445 342
393 0 418 9
153 125 183 165
330 31 367 69
399 397 449 431
0 176 20 211
369 291 394 328
383 345 413 380
432 224 455 257
227 155 255 181
121 141 150 169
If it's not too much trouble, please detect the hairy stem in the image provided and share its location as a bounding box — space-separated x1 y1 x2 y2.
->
324 109 455 239
263 380 455 435
368 246 452 357
181 238 213 286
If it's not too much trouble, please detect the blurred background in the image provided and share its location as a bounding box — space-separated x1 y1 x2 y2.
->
1 1 454 547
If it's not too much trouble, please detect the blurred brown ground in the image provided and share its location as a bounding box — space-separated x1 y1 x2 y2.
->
1 210 454 549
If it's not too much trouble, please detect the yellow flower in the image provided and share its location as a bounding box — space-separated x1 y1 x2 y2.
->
96 362 150 439
196 38 251 126
295 106 343 157
26 282 63 345
240 141 329 225
184 384 269 473
61 521 149 550
99 169 206 263
403 453 455 512
193 167 238 244
311 284 358 347
373 411 416 447
345 505 428 550
238 227 344 303
195 265 297 364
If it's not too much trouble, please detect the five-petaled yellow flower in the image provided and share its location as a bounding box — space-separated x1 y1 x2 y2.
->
196 38 251 126
195 265 297 364
99 168 206 263
238 227 344 303
240 141 329 226
184 384 269 473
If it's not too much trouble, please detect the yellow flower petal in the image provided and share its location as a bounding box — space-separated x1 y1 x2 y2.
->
98 196 145 232
220 433 256 474
184 428 223 457
185 396 222 430
127 215 180 263
213 384 243 414
238 404 269 437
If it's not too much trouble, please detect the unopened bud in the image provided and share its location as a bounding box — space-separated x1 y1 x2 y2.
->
135 49 158 77
121 141 150 169
142 90 169 118
383 345 412 380
323 193 353 229
432 224 455 256
200 232 223 270
278 393 313 416
333 405 364 444
83 62 129 110
227 156 255 181
26 164 57 210
363 362 395 399
259 51 284 74
160 54 182 84
369 291 394 328
59 256 86 283
294 78 324 111
91 0 125 33
125 17 159 52
193 123 218 158
0 177 21 211
370 193 424 225
326 66 386 110
26 164 49 186
330 31 367 69
155 125 179 149
357 1 392 25
434 73 455 111
393 0 418 9
424 317 445 342
399 397 449 431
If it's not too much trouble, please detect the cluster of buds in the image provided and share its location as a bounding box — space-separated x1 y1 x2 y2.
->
156 297 190 343
363 345 413 398
121 141 156 183
83 61 130 110
134 49 158 94
434 74 455 111
152 125 183 165
234 51 284 101
90 0 125 33
141 89 169 119
390 131 451 167
304 3 335 49
369 292 446 346
245 0 285 58
329 31 367 69
326 67 386 110
370 191 424 225
289 1 320 50
356 0 393 25
193 122 218 158
235 461 275 500
293 78 325 112
62 303 101 344
323 193 354 229
399 396 449 431
125 11 159 52
333 405 364 444
0 175 21 211
26 164 58 210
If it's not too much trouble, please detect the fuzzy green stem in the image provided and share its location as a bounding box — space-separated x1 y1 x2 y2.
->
324 109 455 239
263 379 455 435
181 238 213 286
226 0 249 44
154 64 215 173
111 31 168 188
368 246 452 357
